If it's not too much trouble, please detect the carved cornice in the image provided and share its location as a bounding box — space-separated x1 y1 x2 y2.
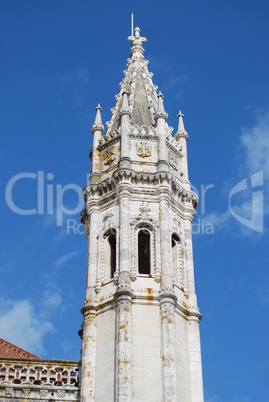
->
83 169 198 211
130 134 158 142
83 177 116 202
98 134 121 150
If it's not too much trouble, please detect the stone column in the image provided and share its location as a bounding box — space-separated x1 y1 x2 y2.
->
187 316 204 402
119 92 131 169
158 193 173 291
159 191 178 401
114 292 133 401
85 207 99 299
155 92 168 172
118 191 130 283
160 295 178 401
114 189 133 401
184 217 204 402
80 308 97 402
184 219 197 307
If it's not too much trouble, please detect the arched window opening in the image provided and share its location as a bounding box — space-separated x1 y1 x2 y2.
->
105 229 117 279
109 234 116 278
138 229 151 274
172 234 180 282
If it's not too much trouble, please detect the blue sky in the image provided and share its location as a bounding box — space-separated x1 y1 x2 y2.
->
1 1 269 401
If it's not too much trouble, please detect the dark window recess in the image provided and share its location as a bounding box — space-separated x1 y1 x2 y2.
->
171 234 180 277
172 233 180 247
138 230 150 274
109 234 116 278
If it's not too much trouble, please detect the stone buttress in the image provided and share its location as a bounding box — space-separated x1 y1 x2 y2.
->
80 27 204 402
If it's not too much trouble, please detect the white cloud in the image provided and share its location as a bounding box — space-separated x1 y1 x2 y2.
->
41 288 62 310
0 299 54 356
255 284 269 307
54 250 80 269
205 396 222 402
203 210 231 231
57 68 90 88
53 228 67 242
239 112 269 177
41 213 57 229
203 111 269 235
164 73 189 89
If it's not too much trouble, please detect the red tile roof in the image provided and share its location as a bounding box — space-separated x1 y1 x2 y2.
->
0 338 39 359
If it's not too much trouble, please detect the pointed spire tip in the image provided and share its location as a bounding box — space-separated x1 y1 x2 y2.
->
176 109 188 139
155 91 168 121
92 103 104 134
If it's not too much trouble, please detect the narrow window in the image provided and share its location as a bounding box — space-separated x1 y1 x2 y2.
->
172 234 180 282
138 229 150 274
108 233 116 278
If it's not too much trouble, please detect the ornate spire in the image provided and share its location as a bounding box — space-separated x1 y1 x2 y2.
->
177 111 185 132
91 104 104 134
155 91 168 121
128 27 147 59
176 110 188 140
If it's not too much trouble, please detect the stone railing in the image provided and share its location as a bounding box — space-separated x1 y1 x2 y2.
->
0 357 80 401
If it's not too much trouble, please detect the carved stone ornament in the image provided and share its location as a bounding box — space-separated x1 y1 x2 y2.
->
136 141 151 158
172 214 181 232
103 148 116 165
103 211 114 230
23 388 31 396
57 389 66 398
5 388 14 397
131 202 159 227
137 202 152 221
169 153 178 171
40 389 48 397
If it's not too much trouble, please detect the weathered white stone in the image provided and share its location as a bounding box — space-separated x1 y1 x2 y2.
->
80 26 204 402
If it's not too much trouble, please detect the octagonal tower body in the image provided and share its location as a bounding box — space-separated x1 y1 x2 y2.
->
80 27 204 402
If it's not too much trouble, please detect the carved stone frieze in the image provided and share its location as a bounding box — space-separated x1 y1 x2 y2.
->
130 124 157 139
83 170 198 215
40 389 48 397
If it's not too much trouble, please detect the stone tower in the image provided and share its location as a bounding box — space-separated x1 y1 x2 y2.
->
80 27 204 402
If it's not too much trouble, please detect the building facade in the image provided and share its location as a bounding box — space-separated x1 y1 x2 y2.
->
80 27 204 402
